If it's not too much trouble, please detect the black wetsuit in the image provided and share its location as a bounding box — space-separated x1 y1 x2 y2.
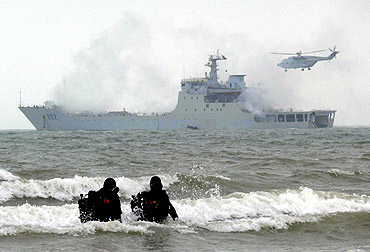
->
96 187 122 222
131 189 178 223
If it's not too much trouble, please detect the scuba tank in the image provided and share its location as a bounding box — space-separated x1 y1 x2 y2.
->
78 191 99 223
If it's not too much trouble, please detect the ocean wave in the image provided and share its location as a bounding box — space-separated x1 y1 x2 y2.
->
345 246 370 252
327 169 368 177
169 174 231 199
0 169 20 181
174 187 370 232
0 203 149 236
1 187 370 235
0 174 178 203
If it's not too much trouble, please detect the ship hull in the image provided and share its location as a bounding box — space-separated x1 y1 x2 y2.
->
19 53 337 131
19 102 335 131
19 53 336 131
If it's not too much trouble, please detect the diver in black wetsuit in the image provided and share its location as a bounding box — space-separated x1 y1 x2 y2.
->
96 178 122 222
131 176 178 223
79 178 122 223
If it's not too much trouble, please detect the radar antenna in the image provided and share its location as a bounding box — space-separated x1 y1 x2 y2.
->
205 50 226 86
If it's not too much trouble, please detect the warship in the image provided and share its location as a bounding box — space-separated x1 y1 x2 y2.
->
19 53 335 130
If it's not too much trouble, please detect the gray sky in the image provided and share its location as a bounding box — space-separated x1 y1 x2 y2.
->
1 0 370 129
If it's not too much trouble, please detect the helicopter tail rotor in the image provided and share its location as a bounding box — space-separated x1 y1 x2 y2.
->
328 46 339 59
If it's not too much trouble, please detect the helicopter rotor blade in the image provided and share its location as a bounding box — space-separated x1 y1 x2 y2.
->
272 49 327 56
271 52 297 55
300 49 327 54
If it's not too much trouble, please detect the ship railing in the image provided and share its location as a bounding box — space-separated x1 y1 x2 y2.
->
135 112 168 116
181 79 230 86
264 109 312 113
309 109 337 114
19 104 46 108
181 78 208 83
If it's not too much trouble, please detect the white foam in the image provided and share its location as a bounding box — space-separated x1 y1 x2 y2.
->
2 185 370 235
0 169 20 181
0 181 370 235
0 174 178 203
215 175 231 181
346 247 370 252
173 187 370 232
0 203 149 236
327 169 366 176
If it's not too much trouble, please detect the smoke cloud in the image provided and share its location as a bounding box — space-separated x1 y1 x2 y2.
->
54 12 175 114
238 87 272 115
54 3 370 126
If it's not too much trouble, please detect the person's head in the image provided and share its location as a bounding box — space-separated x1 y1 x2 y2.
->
150 176 163 191
103 178 116 190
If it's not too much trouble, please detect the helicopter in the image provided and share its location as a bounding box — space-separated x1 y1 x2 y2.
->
271 46 339 72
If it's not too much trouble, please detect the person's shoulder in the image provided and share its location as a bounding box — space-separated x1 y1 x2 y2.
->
137 191 150 198
112 187 119 194
96 188 105 195
160 190 170 198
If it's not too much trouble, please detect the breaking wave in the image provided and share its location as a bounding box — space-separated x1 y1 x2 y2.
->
0 174 178 203
327 169 368 177
0 203 148 236
1 187 370 235
0 169 20 181
176 187 370 232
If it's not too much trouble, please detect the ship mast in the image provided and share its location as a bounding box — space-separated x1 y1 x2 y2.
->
205 50 226 87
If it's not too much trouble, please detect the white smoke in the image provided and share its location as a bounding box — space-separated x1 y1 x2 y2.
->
54 12 176 114
52 4 370 125
238 87 273 115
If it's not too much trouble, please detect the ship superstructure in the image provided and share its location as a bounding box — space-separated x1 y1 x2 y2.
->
19 53 336 130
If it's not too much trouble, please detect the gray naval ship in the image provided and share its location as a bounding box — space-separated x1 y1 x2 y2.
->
19 53 336 131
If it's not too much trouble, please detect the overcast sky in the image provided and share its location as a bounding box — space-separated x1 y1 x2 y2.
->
1 0 370 129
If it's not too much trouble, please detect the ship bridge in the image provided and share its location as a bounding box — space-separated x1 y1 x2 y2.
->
180 52 246 100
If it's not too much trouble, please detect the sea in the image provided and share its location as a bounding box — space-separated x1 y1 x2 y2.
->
0 127 369 252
